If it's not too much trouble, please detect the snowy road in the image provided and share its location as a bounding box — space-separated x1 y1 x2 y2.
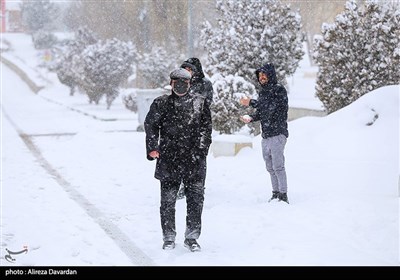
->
1 64 154 265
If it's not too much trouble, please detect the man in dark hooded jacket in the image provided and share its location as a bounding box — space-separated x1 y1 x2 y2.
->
181 57 213 107
240 63 289 203
176 58 214 200
145 68 212 251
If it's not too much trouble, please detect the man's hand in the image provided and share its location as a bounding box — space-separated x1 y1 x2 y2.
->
240 97 251 106
240 115 252 124
149 150 160 159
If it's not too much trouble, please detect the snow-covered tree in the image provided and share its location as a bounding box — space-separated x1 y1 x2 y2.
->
211 74 257 134
32 30 58 49
79 39 137 109
201 0 304 86
21 0 59 33
137 45 177 89
200 0 303 135
55 27 98 96
313 0 400 113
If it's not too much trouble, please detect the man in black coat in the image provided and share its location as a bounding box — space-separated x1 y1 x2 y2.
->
176 58 214 200
145 68 212 251
240 63 289 203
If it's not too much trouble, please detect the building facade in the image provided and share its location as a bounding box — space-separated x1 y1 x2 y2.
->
1 0 24 33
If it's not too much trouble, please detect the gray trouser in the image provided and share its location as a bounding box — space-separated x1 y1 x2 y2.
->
261 134 288 193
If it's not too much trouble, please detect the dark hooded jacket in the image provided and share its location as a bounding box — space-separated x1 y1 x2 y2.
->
144 89 212 181
249 63 289 138
181 58 213 107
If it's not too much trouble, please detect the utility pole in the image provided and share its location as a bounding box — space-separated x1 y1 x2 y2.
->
187 0 193 57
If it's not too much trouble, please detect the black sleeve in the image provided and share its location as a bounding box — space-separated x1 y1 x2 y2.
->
204 80 214 108
198 97 212 156
249 99 258 108
276 86 288 112
144 98 163 161
249 108 261 122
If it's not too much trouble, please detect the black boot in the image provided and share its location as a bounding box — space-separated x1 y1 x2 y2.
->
268 191 280 202
278 192 289 204
162 241 175 250
184 239 201 252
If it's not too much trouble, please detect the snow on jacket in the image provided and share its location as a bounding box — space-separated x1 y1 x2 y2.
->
249 63 289 138
144 91 212 181
181 58 214 107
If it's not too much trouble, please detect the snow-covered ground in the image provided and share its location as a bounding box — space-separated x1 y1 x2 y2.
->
1 33 399 266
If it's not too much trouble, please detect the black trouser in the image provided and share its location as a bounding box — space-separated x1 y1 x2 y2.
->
160 178 205 241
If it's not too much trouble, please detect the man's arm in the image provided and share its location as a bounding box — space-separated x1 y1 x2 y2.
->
249 109 261 122
144 98 163 161
198 97 212 157
240 97 258 108
204 79 214 108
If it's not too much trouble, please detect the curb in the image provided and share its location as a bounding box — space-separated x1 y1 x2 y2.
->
1 54 44 94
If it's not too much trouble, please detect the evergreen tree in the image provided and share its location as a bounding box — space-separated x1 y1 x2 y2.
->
55 27 98 96
211 74 257 135
200 0 303 135
79 39 137 109
313 0 400 113
21 0 59 33
32 30 58 49
137 45 176 88
201 0 304 86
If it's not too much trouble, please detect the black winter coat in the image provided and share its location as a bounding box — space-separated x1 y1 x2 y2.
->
145 92 212 181
250 64 289 138
181 58 214 107
190 77 213 108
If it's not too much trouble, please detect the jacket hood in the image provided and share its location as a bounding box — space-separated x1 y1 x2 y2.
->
181 57 205 80
255 63 277 86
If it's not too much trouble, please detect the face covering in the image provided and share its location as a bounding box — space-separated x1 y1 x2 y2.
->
173 79 189 96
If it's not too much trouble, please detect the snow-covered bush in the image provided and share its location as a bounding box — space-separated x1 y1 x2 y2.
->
54 27 98 96
137 45 176 89
121 90 138 113
211 74 258 135
79 38 137 109
313 0 400 113
201 0 304 87
32 30 58 49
